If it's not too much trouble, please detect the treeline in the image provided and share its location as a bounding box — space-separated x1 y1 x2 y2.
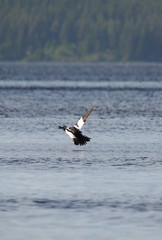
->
0 0 162 61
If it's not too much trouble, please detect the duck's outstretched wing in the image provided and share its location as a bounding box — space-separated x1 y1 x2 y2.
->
74 106 94 130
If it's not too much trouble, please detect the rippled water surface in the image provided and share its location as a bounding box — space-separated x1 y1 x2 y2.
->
0 62 162 240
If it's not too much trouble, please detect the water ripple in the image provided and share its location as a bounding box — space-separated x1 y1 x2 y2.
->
1 197 162 212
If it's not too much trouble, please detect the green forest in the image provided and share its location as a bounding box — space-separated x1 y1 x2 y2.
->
0 0 162 62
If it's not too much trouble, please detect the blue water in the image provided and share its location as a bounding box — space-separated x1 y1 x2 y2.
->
0 62 162 240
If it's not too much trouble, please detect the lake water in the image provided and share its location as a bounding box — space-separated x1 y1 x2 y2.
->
0 62 162 240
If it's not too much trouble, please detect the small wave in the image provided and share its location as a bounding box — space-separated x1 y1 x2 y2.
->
0 198 19 211
32 198 162 212
0 80 162 91
1 197 162 212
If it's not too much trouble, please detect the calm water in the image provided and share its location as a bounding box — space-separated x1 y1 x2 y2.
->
0 62 162 240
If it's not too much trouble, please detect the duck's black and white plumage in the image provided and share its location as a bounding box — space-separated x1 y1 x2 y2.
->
59 106 94 146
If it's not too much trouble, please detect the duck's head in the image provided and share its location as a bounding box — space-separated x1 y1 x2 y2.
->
58 125 67 131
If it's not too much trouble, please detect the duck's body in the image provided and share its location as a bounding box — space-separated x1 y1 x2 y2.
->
59 106 93 146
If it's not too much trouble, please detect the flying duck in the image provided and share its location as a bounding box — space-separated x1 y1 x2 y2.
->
59 106 94 145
